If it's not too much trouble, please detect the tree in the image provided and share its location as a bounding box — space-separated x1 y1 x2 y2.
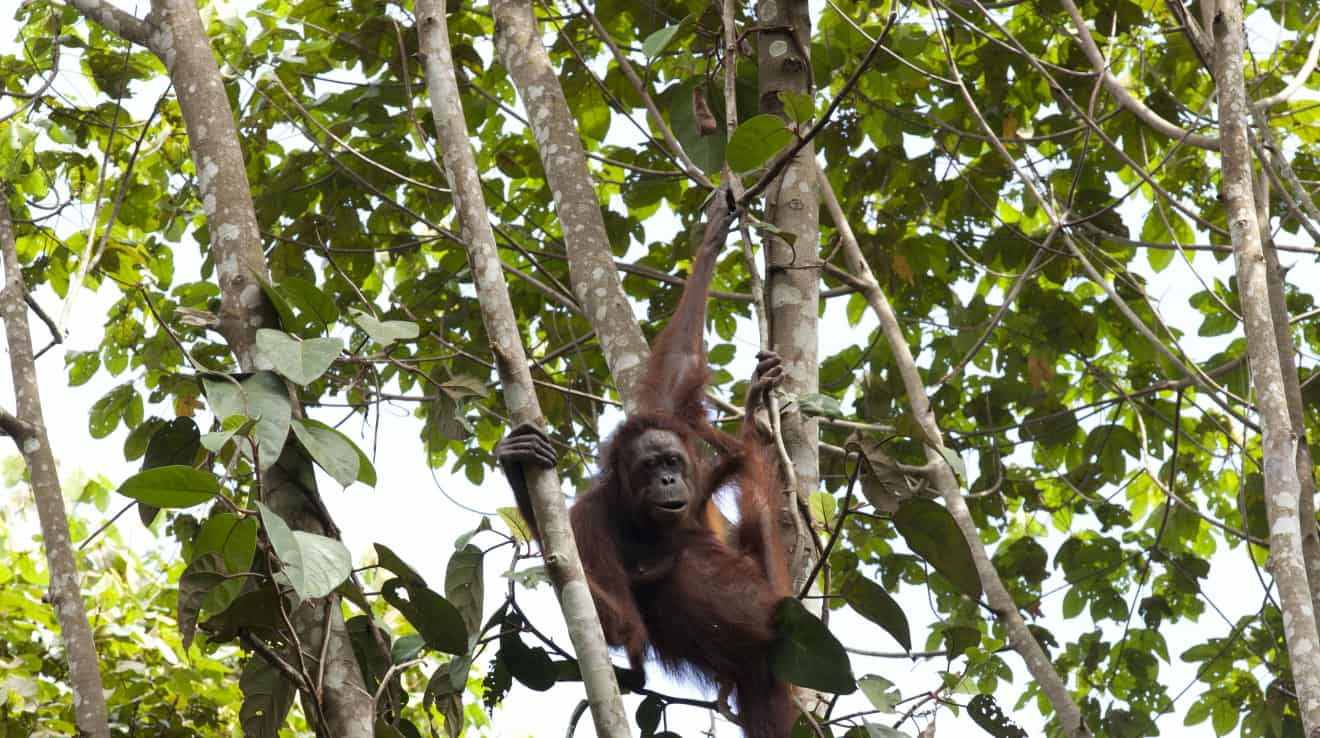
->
3 0 1320 736
0 461 245 734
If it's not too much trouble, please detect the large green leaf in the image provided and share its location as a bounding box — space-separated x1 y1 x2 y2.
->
178 552 226 651
893 498 983 600
769 597 855 694
255 329 343 386
381 579 469 655
193 512 259 575
445 544 484 645
374 543 427 586
841 574 911 651
498 613 556 691
202 372 292 471
727 114 793 172
239 656 295 738
290 418 361 487
116 465 218 508
256 502 352 600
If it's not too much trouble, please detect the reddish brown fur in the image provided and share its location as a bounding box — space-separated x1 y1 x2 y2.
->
569 200 795 738
501 199 794 737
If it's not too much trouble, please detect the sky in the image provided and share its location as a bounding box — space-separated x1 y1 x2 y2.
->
2 1 1319 737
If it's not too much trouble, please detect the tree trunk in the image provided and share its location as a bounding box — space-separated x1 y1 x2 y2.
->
417 3 632 735
1254 157 1320 622
490 0 652 413
756 0 820 587
68 1 376 734
1214 0 1320 730
0 198 111 738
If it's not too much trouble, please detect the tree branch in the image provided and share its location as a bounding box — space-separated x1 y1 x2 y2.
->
66 0 154 48
1059 0 1219 149
417 3 632 736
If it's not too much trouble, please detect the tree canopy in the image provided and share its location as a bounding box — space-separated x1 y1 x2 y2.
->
2 0 1320 736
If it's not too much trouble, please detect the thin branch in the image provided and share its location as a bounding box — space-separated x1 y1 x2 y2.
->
66 0 153 48
577 1 714 189
1058 0 1218 149
1256 26 1320 109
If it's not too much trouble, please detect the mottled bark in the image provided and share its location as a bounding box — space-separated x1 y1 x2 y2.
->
490 0 651 412
0 198 110 738
147 0 275 366
417 3 632 735
1215 0 1320 730
70 2 375 735
1253 165 1320 621
756 0 820 585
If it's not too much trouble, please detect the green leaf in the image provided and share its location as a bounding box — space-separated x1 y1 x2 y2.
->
199 415 259 455
642 21 686 57
499 614 556 691
255 329 343 386
273 277 339 334
841 574 911 651
375 543 427 586
769 597 856 694
178 553 226 651
893 498 982 599
670 79 726 174
256 502 352 600
445 544 484 644
143 417 201 469
197 584 289 643
194 512 259 575
809 491 837 524
498 506 532 542
65 350 100 387
116 465 219 508
203 372 292 471
799 393 845 418
239 655 296 738
727 114 793 172
780 91 815 124
941 624 980 659
291 419 360 487
138 416 202 525
350 308 419 346
932 445 966 486
858 675 900 713
382 579 469 655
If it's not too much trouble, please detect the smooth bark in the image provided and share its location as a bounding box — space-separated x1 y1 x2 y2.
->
417 3 631 735
816 164 1092 738
1214 0 1320 729
0 197 110 738
69 2 376 734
